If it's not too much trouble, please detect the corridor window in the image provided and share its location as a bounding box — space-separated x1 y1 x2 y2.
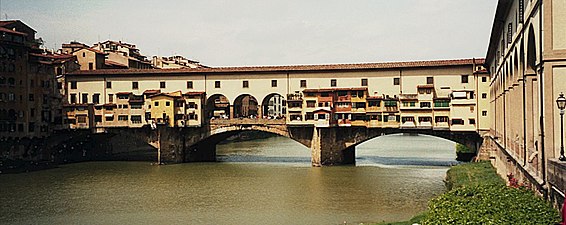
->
215 81 221 88
160 81 166 89
271 80 277 87
187 81 193 89
461 75 469 83
394 78 400 85
361 78 368 87
243 80 249 88
132 81 139 90
300 80 307 88
427 77 434 84
106 81 112 89
331 79 337 87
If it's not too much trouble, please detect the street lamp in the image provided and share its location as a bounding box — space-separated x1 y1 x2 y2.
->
556 92 566 161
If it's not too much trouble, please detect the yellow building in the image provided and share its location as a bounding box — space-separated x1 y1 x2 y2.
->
149 91 183 127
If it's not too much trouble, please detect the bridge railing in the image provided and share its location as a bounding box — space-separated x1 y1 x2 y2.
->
208 118 286 125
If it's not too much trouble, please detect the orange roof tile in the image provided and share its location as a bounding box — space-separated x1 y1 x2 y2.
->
67 58 485 76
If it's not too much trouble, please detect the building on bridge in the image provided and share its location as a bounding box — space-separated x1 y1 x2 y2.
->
485 0 566 206
62 58 490 133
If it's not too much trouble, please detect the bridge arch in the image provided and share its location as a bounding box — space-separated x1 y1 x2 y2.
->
206 94 231 119
261 93 286 118
233 94 259 118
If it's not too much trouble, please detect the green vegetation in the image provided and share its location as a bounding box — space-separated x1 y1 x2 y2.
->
422 161 560 224
444 161 504 190
373 161 561 225
455 143 475 154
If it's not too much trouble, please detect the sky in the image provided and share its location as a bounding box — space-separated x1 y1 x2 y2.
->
1 0 498 67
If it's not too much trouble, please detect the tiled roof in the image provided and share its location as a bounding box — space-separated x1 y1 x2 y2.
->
184 91 205 96
68 58 485 76
0 27 27 36
417 84 435 89
143 89 161 95
105 60 128 67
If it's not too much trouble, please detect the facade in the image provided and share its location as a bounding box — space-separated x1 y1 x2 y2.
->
152 55 205 69
93 40 153 69
63 58 489 133
486 0 566 201
0 20 77 138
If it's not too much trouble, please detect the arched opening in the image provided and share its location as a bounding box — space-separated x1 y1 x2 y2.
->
526 25 537 74
354 133 475 166
206 94 230 119
261 93 286 119
233 94 258 118
188 129 309 164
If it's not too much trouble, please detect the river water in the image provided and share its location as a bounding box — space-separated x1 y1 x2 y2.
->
0 134 457 225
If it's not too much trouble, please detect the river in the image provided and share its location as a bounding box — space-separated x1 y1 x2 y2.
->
0 134 457 225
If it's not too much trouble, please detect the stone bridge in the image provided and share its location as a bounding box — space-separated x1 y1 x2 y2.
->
104 119 483 166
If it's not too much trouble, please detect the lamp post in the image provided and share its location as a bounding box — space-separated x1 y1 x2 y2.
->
556 92 566 161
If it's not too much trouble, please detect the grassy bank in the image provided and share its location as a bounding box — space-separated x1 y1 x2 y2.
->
375 161 561 225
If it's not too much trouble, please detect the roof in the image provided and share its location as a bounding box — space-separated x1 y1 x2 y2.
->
73 47 107 55
67 58 484 76
184 91 205 96
417 84 435 89
0 20 36 32
149 92 181 98
143 89 161 95
367 96 383 100
0 27 27 36
105 60 128 67
115 92 132 95
485 0 514 64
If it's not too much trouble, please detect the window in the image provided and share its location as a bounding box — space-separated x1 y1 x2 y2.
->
452 119 465 125
118 115 128 121
469 119 476 125
215 81 221 88
108 94 114 103
361 78 368 87
306 101 316 108
131 115 142 124
82 93 88 103
29 94 34 102
154 102 159 106
394 78 400 85
482 93 487 99
271 80 277 87
106 81 112 89
132 81 139 89
331 79 337 87
82 52 86 57
300 80 307 88
165 101 170 106
434 100 450 107
305 112 314 120
420 102 431 108
187 81 193 89
427 77 434 84
70 81 77 89
160 81 166 89
70 94 76 104
482 111 488 117
461 75 469 83
30 79 34 88
482 77 487 82
88 62 93 70
243 80 249 88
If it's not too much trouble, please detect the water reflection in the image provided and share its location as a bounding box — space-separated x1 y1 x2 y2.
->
0 133 457 225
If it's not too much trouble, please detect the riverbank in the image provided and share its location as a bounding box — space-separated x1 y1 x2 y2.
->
376 161 561 225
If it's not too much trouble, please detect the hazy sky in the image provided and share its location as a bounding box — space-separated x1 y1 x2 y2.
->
2 0 497 67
